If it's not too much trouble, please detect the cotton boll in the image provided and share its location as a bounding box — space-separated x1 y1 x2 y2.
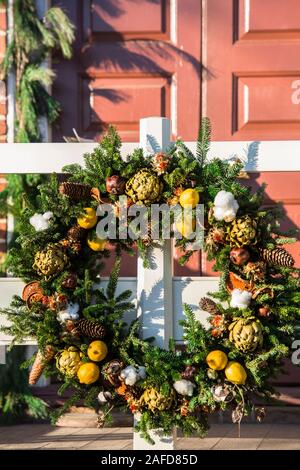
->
120 365 139 386
120 366 136 379
213 206 227 221
29 211 53 231
125 372 138 386
230 289 252 309
30 214 49 231
213 191 239 222
173 379 195 397
214 190 235 208
120 365 146 385
57 302 80 323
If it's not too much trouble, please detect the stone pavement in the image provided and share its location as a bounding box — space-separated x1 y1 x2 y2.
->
0 423 300 450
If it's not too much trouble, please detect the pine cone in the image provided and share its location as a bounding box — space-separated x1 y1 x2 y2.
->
259 247 295 267
67 225 86 242
28 346 55 385
199 297 219 315
75 319 106 339
59 182 92 201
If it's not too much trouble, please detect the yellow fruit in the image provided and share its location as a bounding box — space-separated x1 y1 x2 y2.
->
77 208 97 229
225 361 247 385
206 350 228 371
175 217 196 238
77 362 100 384
87 340 108 362
87 232 107 251
179 188 200 208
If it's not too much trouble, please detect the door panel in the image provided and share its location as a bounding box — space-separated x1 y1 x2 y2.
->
204 0 300 140
52 0 201 142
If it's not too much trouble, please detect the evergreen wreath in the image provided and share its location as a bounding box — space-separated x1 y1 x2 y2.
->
1 120 300 444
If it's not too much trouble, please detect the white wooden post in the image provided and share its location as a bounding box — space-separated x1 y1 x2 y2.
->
134 117 176 450
0 345 5 364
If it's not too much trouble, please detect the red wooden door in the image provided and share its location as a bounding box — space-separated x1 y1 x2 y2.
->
204 0 300 141
52 0 201 142
204 0 300 388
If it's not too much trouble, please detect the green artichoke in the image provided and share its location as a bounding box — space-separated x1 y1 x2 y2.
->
226 216 259 247
229 316 263 353
125 168 163 205
139 387 175 412
33 243 69 278
56 346 82 378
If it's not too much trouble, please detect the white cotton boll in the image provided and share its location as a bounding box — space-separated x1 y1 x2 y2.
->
57 302 80 323
57 311 71 323
125 373 138 386
214 190 235 208
120 366 135 379
213 191 239 222
213 206 227 221
120 365 146 385
137 366 146 380
230 289 252 309
120 366 139 386
30 214 49 231
173 379 195 397
29 212 53 231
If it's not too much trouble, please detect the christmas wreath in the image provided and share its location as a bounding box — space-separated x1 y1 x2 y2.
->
1 120 300 444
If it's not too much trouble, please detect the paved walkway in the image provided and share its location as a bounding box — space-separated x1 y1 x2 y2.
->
0 423 300 450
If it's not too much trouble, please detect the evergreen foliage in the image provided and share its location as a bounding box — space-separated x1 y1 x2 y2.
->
0 121 299 440
0 0 74 142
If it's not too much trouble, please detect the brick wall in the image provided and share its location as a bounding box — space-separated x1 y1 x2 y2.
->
0 5 7 261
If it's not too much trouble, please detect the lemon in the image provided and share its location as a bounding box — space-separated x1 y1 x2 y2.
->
77 362 100 384
179 188 200 208
225 361 247 385
175 217 196 238
77 208 97 229
87 340 108 362
206 350 228 371
87 231 107 251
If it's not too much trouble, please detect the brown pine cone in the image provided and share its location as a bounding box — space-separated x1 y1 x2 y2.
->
28 346 55 385
59 182 92 201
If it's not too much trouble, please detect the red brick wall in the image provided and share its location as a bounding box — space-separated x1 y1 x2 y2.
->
0 5 7 260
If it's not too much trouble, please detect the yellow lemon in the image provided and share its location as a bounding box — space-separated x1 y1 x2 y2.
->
225 361 247 385
87 231 107 251
206 350 228 371
87 340 108 362
175 217 196 238
179 188 200 208
77 208 97 229
77 362 100 384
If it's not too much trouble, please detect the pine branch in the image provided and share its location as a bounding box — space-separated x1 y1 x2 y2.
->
196 117 211 168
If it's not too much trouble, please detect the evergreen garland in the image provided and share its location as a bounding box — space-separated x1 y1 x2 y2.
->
0 120 299 442
0 0 74 142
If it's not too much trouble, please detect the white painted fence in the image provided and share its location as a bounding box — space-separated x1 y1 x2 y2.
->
0 116 298 448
